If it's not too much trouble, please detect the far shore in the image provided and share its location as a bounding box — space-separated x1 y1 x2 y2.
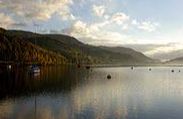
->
0 61 183 68
89 64 183 68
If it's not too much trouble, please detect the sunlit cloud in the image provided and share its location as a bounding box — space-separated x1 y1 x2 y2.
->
65 19 133 46
0 13 14 28
0 0 74 21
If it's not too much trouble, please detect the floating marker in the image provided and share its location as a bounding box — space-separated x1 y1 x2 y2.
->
86 66 90 69
107 74 111 79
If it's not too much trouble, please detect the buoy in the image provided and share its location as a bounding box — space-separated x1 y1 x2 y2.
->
86 66 90 69
179 70 181 72
171 70 174 73
131 67 133 70
149 68 151 71
107 74 111 79
77 64 81 68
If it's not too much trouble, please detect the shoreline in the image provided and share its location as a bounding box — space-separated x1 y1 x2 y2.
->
0 61 182 68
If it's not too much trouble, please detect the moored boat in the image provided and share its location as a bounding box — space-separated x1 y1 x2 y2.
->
29 64 40 73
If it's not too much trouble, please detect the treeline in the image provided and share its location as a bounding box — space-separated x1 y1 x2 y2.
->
0 28 67 65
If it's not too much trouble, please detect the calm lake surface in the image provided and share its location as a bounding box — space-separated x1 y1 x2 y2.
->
1 66 183 119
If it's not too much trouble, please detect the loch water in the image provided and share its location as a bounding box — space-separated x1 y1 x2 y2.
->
1 66 183 119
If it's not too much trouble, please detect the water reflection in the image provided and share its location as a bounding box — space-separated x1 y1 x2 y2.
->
0 66 89 99
1 67 183 119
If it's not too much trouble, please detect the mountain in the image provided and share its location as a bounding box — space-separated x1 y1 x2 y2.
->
100 46 156 63
0 27 157 65
165 57 183 65
148 49 183 61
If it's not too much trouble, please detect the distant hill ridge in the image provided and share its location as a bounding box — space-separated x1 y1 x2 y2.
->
0 27 157 65
165 57 183 65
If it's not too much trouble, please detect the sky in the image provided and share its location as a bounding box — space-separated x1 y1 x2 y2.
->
0 0 183 60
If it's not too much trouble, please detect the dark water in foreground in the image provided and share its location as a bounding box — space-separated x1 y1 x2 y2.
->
1 66 183 119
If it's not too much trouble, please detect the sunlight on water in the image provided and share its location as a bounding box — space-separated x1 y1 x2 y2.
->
1 66 183 119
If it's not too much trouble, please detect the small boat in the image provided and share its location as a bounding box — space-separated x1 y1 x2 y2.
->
32 67 40 73
29 65 40 73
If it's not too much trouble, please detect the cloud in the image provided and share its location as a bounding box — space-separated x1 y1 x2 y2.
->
0 13 14 28
144 43 183 56
0 0 74 21
92 5 105 17
138 21 159 32
83 31 129 46
120 43 183 60
111 12 130 25
64 7 159 46
71 20 89 35
74 31 129 46
132 20 159 32
64 19 132 45
59 12 76 21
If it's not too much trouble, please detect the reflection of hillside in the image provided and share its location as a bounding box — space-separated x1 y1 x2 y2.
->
2 67 183 119
0 66 90 99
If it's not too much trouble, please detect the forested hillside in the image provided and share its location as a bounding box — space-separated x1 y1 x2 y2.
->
0 28 157 65
0 28 67 65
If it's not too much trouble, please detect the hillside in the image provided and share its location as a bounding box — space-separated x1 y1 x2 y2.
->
165 57 183 65
0 28 67 65
0 27 157 65
100 46 156 63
